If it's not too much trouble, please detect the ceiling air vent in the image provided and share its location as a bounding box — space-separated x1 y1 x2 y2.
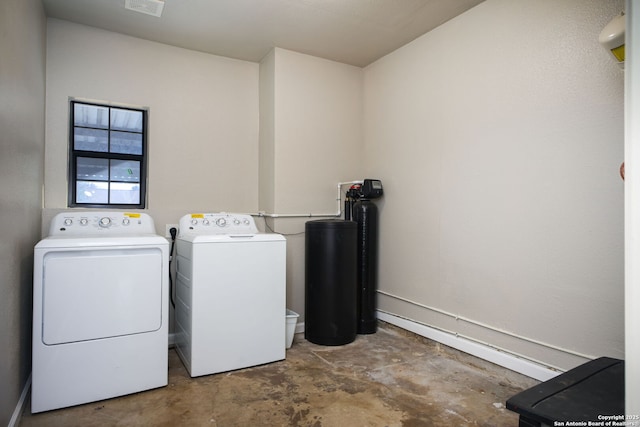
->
124 0 165 17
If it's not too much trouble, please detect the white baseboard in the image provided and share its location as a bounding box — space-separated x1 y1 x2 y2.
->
9 374 31 427
377 311 559 382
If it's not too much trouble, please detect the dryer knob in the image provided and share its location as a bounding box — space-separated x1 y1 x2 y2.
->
122 218 130 226
203 219 210 226
216 218 227 227
233 219 240 225
99 217 111 228
64 218 73 226
191 219 198 225
80 218 88 226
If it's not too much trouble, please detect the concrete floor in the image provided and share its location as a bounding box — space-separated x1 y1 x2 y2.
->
20 322 538 426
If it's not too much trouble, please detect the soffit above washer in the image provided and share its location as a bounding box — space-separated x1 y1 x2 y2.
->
41 0 484 67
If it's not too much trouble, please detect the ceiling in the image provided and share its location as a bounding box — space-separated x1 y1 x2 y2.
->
41 0 484 67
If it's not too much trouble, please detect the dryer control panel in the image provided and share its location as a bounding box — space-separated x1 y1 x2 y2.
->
179 213 258 235
49 212 157 236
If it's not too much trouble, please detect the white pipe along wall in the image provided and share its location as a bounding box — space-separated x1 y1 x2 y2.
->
254 181 363 218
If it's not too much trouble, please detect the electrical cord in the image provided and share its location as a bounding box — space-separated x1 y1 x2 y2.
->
169 227 177 308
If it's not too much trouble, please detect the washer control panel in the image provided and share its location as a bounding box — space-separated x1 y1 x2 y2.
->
179 213 258 235
49 212 157 236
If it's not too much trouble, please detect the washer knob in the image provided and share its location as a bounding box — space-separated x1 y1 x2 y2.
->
64 218 73 226
216 218 227 227
99 217 111 228
122 218 130 226
191 219 198 225
243 219 250 225
233 219 240 225
203 219 210 226
80 218 88 226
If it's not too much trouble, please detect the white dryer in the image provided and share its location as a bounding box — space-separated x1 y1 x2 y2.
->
32 212 169 413
175 213 286 377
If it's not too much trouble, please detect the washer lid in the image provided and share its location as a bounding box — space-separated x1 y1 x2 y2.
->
180 233 285 243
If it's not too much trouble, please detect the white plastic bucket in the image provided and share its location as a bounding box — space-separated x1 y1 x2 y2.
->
285 309 299 349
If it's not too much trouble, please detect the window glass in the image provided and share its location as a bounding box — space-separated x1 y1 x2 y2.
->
69 101 146 208
74 103 109 129
111 108 143 132
110 159 140 182
76 181 109 204
110 183 140 204
74 128 109 152
76 157 109 181
110 131 143 155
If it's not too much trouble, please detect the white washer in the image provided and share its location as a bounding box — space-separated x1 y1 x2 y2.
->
32 212 169 413
175 213 286 377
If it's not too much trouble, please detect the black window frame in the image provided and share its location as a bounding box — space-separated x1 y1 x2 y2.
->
68 100 148 209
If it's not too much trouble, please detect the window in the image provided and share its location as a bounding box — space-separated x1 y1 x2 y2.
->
69 101 147 208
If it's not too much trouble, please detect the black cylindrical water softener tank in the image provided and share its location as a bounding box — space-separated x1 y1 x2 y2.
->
305 219 357 346
353 199 379 334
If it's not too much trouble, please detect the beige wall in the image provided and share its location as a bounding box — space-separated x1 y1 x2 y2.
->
272 48 364 214
259 49 276 215
260 48 364 319
364 0 625 371
0 0 46 424
44 19 260 230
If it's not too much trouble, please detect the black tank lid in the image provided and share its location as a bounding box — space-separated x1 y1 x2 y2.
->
306 219 356 229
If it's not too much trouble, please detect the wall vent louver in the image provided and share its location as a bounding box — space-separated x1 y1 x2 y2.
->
124 0 164 17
